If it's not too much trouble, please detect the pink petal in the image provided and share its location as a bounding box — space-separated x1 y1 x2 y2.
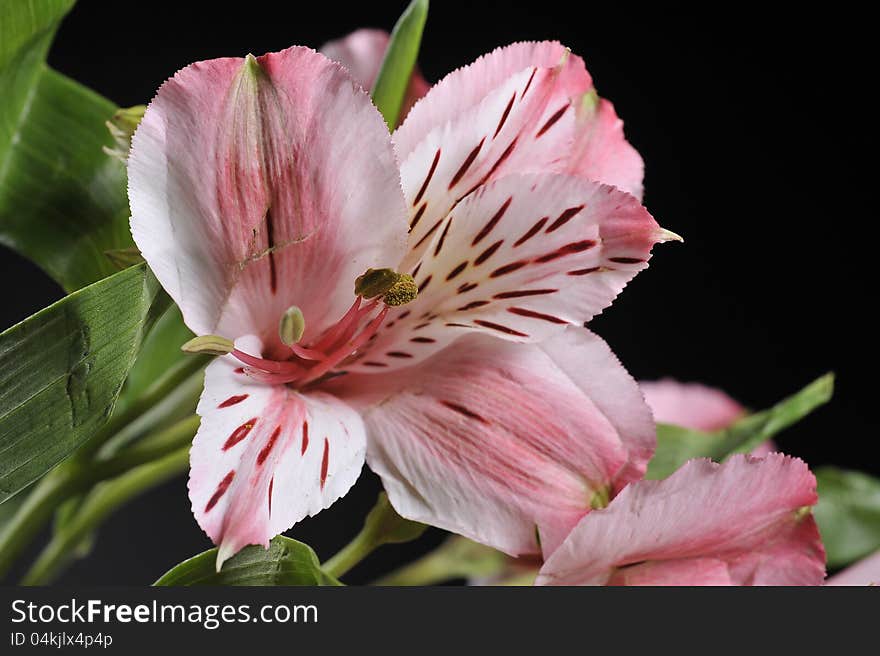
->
129 47 407 350
338 329 655 557
395 43 592 269
566 96 644 200
606 558 733 586
826 550 880 586
641 379 746 431
536 454 825 585
349 173 663 372
189 336 366 567
320 29 430 125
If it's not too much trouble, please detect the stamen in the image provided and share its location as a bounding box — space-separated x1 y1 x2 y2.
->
278 305 306 346
181 334 234 355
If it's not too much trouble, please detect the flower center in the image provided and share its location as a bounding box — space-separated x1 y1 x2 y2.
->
181 269 417 389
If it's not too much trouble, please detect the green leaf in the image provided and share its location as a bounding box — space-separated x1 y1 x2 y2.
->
154 536 342 586
371 0 429 129
646 373 834 479
0 264 162 503
0 0 133 292
814 467 880 569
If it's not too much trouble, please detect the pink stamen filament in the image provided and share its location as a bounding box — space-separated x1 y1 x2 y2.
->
232 301 388 387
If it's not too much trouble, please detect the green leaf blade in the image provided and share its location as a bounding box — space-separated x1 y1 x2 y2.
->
370 0 429 129
0 264 160 503
1 0 133 292
814 467 880 568
154 536 342 586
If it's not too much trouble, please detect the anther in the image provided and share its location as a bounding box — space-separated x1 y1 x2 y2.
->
355 268 418 307
278 305 306 345
181 335 235 356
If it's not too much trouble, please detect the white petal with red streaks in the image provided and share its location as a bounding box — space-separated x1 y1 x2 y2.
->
352 173 661 372
396 50 591 269
129 47 407 350
536 454 826 586
339 330 654 557
189 336 366 566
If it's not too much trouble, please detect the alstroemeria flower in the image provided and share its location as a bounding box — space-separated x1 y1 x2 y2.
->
641 379 774 456
320 29 430 126
535 453 826 585
129 42 670 565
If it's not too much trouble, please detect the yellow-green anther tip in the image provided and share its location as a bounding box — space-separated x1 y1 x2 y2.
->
382 274 418 307
181 334 234 356
279 306 306 346
590 486 611 510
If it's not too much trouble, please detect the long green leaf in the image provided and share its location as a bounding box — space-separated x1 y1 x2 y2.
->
371 0 429 129
814 467 880 569
0 264 162 503
0 0 132 292
154 536 342 586
646 373 834 479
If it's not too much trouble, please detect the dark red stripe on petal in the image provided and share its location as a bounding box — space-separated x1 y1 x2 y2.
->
204 470 235 513
535 240 597 263
418 275 432 293
413 149 441 206
414 322 432 330
508 307 568 324
234 367 245 374
257 426 281 466
514 217 548 247
265 207 278 294
457 300 490 311
410 203 427 231
410 337 436 343
474 320 529 336
434 220 453 257
568 267 601 276
457 282 479 294
268 476 274 515
535 104 569 138
218 394 249 409
545 205 585 233
363 361 389 367
609 256 646 264
441 400 489 424
472 197 512 246
490 260 528 277
320 439 330 490
521 67 537 98
494 288 558 299
446 261 468 280
445 322 471 328
448 138 485 189
462 139 518 199
414 219 443 249
301 421 309 455
474 240 503 266
494 92 517 138
387 351 414 359
223 418 257 451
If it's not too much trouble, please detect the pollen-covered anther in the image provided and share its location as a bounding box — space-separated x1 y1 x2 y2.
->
354 268 418 307
181 334 235 356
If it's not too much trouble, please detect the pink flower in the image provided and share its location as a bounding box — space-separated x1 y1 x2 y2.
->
825 550 880 586
641 379 774 456
128 43 671 566
320 29 430 126
535 453 826 585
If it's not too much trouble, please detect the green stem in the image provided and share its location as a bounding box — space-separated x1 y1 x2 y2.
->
22 446 190 585
0 415 199 580
322 527 380 579
76 353 208 460
373 549 457 586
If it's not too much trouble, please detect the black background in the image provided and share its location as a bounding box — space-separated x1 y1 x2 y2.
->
1 1 874 584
